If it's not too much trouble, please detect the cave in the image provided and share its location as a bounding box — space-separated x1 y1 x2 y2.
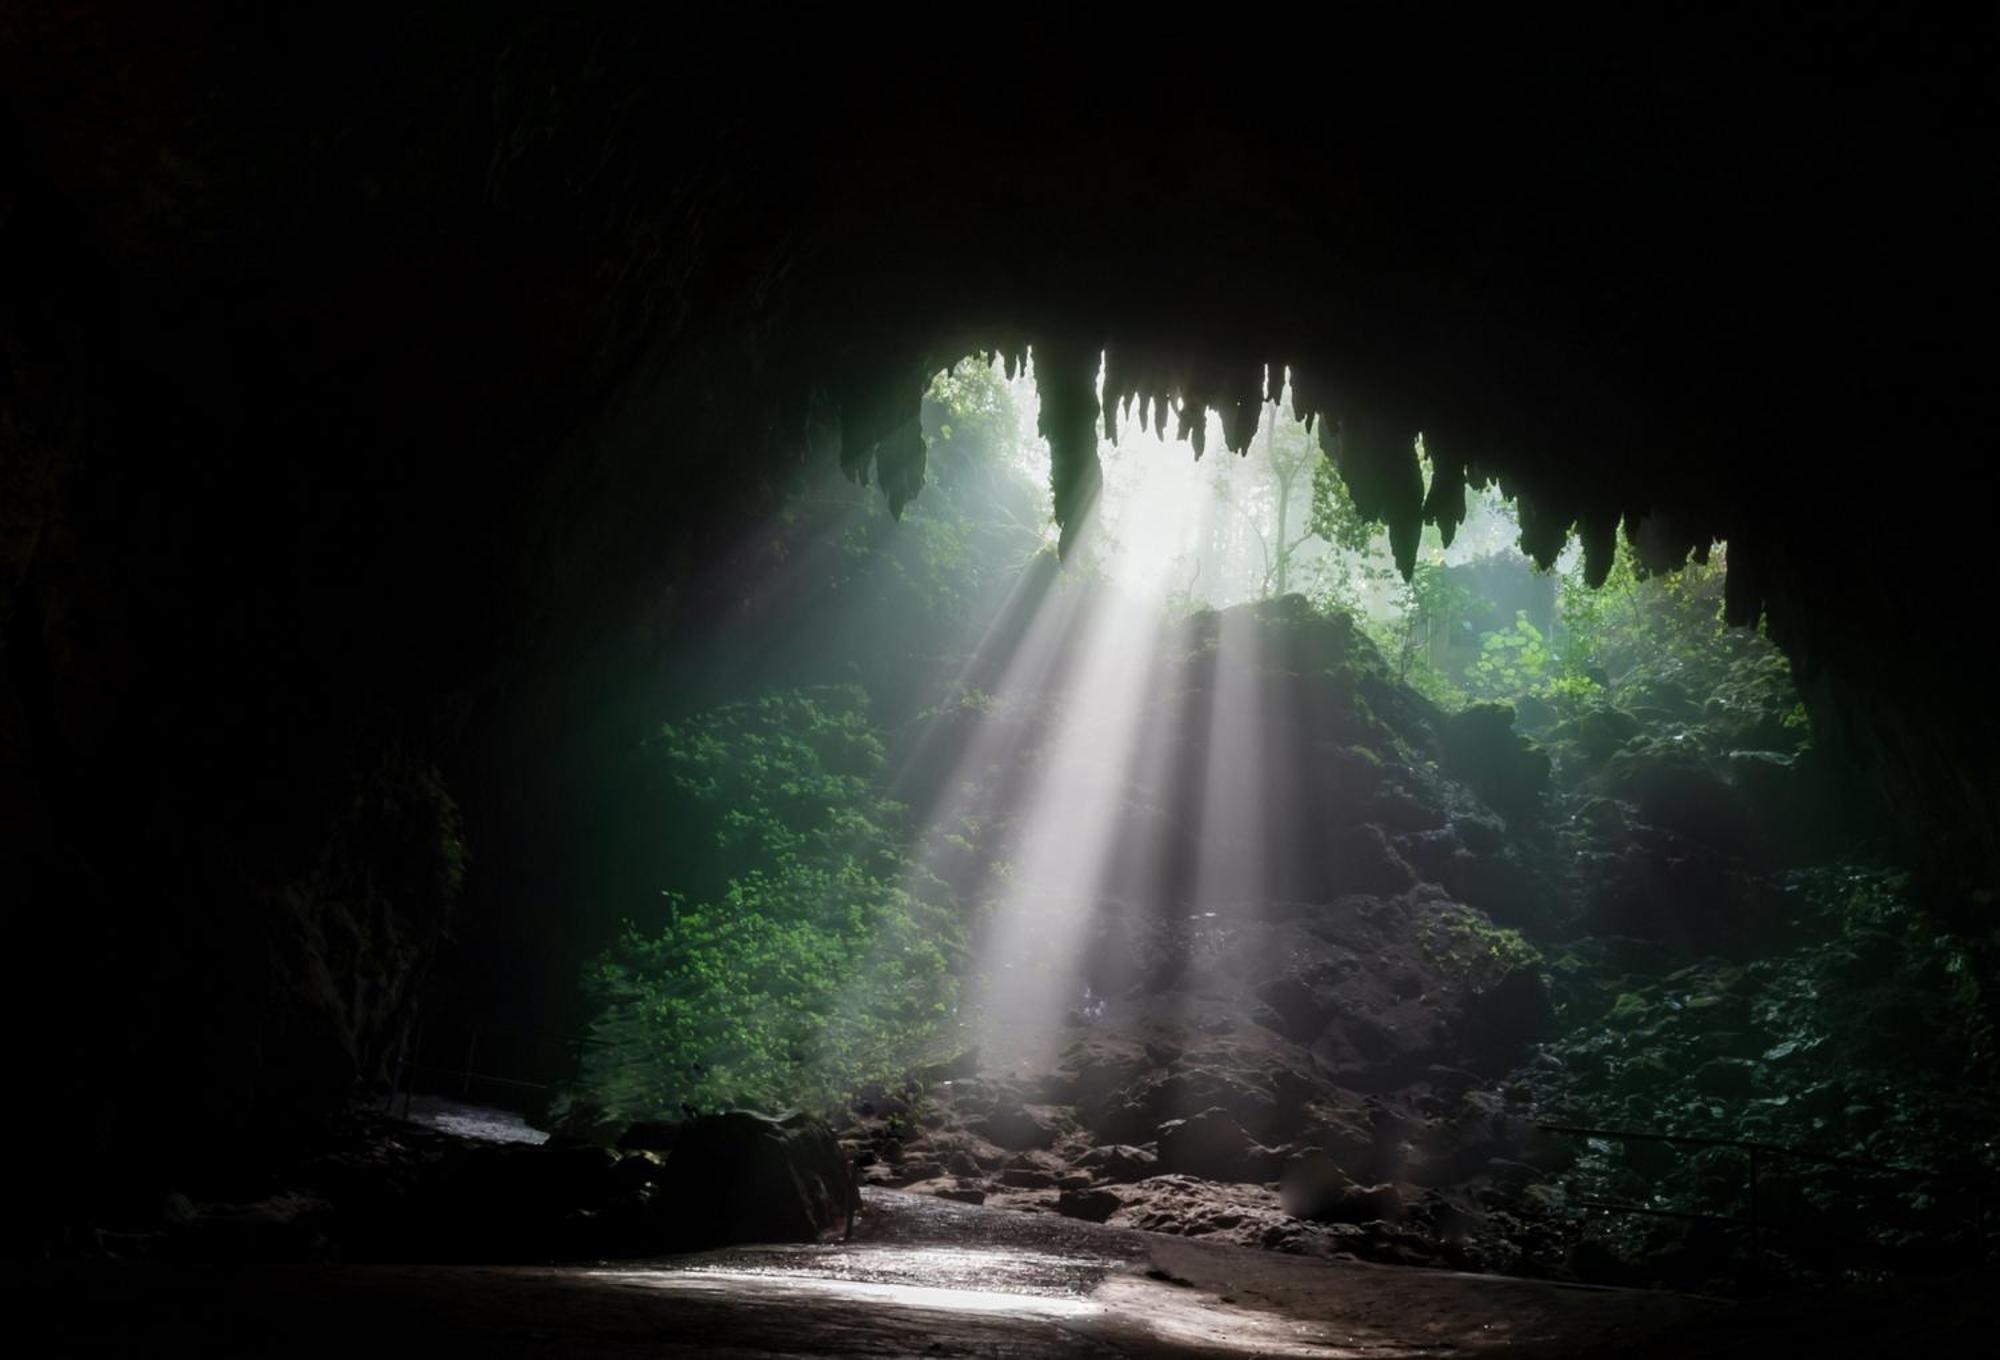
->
6 6 1997 1355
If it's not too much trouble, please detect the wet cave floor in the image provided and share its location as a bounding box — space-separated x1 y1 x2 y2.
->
36 1189 1769 1358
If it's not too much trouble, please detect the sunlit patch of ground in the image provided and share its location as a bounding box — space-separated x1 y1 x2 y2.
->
399 1094 548 1145
624 1242 1122 1296
40 1187 1819 1358
568 1190 1728 1356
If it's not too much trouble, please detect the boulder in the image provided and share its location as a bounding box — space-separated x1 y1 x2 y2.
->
1057 1034 1153 1108
999 1166 1058 1189
1368 787 1447 833
1156 1107 1270 1183
1075 1143 1158 1183
654 1110 854 1248
1609 752 1751 851
1555 706 1642 762
1327 823 1419 897
1056 1187 1123 1222
1439 703 1550 822
974 1101 1065 1151
884 1158 945 1185
1278 1149 1357 1218
1109 1173 1347 1253
1451 813 1508 856
1279 1152 1402 1223
1129 1063 1286 1140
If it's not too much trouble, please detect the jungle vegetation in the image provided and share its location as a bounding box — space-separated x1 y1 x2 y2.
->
566 356 1992 1272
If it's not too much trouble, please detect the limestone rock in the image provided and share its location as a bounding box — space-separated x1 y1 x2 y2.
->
1056 1187 1123 1222
1279 1152 1403 1223
1156 1107 1271 1183
973 1102 1065 1151
655 1110 854 1248
1075 1143 1158 1183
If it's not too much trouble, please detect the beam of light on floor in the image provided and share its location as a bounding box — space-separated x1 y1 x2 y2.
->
588 1256 1410 1356
835 357 1314 1082
1192 604 1271 911
963 484 1209 1075
970 584 1162 1072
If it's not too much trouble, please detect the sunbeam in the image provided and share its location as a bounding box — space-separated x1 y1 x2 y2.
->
1191 604 1272 911
915 361 1252 1078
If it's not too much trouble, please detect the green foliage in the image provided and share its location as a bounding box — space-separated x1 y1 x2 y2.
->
830 362 1046 631
1465 611 1554 698
637 687 906 905
1365 532 1809 757
578 686 956 1120
1421 903 1543 979
1567 543 1757 699
1308 444 1377 555
1535 866 1998 1266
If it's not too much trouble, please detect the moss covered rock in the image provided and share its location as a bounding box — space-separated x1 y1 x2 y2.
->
1440 703 1551 823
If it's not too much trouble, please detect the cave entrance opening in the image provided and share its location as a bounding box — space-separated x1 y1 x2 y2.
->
564 348 1767 1128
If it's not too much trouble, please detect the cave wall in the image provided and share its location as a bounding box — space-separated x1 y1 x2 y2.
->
2 3 1995 1213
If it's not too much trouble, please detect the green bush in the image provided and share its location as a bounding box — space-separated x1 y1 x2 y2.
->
576 686 957 1120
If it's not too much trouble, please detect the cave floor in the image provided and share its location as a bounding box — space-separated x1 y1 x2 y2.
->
38 1189 1971 1357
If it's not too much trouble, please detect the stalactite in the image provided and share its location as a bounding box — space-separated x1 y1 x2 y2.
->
839 338 1731 606
1218 363 1262 455
876 418 926 517
1184 404 1207 457
837 357 926 515
1324 410 1424 578
1173 382 1199 451
1577 507 1619 588
1101 347 1128 446
1627 508 1699 577
1034 338 1103 556
1514 490 1571 569
1287 365 1324 430
1722 535 1765 628
1422 446 1469 548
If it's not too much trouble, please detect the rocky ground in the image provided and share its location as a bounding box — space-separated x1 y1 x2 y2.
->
825 603 1601 1282
32 1186 1733 1357
41 1187 2000 1357
826 600 1998 1295
836 888 1571 1280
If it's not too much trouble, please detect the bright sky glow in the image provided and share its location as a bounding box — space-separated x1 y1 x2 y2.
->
998 357 1527 614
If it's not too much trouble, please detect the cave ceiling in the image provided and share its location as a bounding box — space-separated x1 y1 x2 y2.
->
2 3 1995 882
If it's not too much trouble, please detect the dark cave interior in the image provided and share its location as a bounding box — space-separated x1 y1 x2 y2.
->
4 4 1998 1353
